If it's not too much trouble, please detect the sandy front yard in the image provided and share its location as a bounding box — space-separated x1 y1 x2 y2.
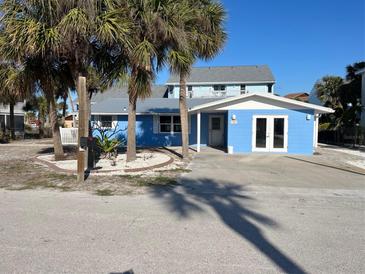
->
37 150 173 174
0 139 190 195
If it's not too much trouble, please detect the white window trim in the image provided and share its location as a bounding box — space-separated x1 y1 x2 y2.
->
159 115 182 134
252 115 288 153
96 115 116 129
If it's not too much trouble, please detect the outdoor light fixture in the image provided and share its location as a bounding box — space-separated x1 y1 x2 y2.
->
123 107 127 112
306 114 311 120
231 114 237 124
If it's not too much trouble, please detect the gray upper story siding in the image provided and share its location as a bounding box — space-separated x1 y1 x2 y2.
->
165 65 275 98
91 65 276 104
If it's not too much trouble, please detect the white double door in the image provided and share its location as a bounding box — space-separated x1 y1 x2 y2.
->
252 115 288 152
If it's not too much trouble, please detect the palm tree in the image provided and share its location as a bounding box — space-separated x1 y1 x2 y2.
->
168 0 227 158
315 76 344 141
23 95 48 137
123 0 189 162
315 76 343 111
0 62 31 140
53 1 131 174
0 0 131 163
0 1 69 158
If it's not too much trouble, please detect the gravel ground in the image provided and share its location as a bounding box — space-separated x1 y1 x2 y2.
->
316 144 365 170
37 151 172 173
0 139 189 195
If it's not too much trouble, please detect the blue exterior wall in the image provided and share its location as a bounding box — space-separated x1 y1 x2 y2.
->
92 113 226 147
92 109 313 155
227 109 314 155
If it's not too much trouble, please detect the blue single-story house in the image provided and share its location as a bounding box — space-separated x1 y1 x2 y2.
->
91 92 333 155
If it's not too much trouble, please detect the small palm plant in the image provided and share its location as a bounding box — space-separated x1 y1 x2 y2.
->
93 122 126 160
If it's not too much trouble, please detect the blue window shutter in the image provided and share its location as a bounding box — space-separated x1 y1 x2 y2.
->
153 115 159 134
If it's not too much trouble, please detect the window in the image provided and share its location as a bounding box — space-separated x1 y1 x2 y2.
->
100 115 112 128
213 85 226 92
188 85 192 91
268 84 273 93
240 84 246 94
0 115 5 129
211 117 221 130
14 116 24 130
173 116 181 132
159 115 181 133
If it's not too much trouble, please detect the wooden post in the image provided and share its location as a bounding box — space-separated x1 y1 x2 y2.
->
77 76 87 183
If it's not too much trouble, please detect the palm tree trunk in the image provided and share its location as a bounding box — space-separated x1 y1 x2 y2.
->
49 97 64 160
127 91 137 162
179 72 189 158
126 66 138 163
38 115 44 138
9 102 15 140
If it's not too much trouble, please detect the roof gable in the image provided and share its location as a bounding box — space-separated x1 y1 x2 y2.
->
189 93 334 114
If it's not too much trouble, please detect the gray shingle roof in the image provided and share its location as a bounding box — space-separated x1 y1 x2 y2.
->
91 98 222 114
166 65 275 84
91 85 168 103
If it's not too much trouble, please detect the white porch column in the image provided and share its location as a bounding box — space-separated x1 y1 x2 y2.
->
197 111 201 152
314 114 319 148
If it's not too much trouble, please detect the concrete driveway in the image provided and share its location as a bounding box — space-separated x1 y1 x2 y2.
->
0 150 364 273
187 150 365 189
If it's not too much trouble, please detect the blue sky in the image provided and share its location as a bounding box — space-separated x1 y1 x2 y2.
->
156 0 365 96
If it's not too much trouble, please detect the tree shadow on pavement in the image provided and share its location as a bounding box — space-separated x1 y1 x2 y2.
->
151 178 307 274
110 270 134 274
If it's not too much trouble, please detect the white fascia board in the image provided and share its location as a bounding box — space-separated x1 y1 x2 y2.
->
0 111 25 115
165 80 275 85
188 93 334 114
91 112 179 115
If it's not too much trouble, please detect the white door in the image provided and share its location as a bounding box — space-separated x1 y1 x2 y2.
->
209 115 224 147
252 116 288 152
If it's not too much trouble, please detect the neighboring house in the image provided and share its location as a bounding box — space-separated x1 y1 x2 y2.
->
0 102 25 136
91 67 334 155
165 65 275 98
284 92 309 102
63 114 76 128
355 68 365 127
